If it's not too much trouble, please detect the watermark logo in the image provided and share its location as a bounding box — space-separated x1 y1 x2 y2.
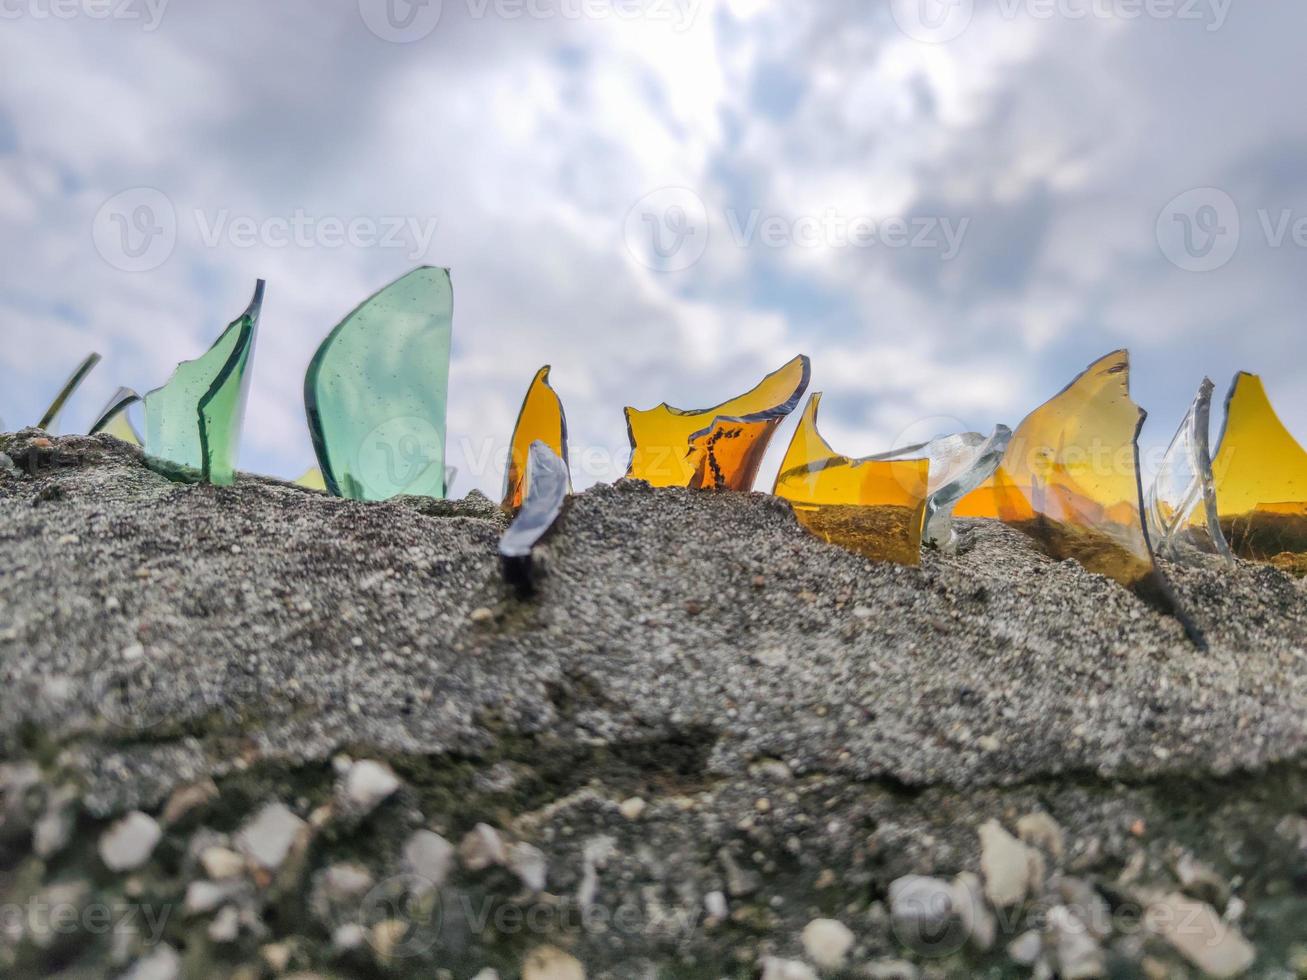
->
90 648 171 731
92 187 177 273
891 0 974 43
624 187 709 273
359 875 443 958
358 417 445 498
0 0 171 31
194 209 438 260
358 0 444 42
1156 187 1240 272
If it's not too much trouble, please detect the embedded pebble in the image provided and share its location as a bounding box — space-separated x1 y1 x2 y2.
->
460 822 508 871
235 802 306 871
98 811 161 872
344 759 401 812
979 819 1042 908
403 829 454 894
522 944 585 980
509 841 549 892
801 917 854 969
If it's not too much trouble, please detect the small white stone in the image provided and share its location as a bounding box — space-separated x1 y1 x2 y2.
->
1007 929 1043 965
99 811 161 872
979 819 1041 908
332 922 366 952
704 890 728 919
1151 893 1254 978
34 805 74 859
469 607 495 624
759 957 818 980
471 970 501 980
459 823 507 871
618 797 646 821
522 945 585 980
122 643 145 662
119 943 181 980
508 841 548 892
235 802 306 871
404 830 454 894
801 917 854 969
208 905 240 943
104 596 121 612
1018 811 1066 861
200 846 246 881
260 941 292 973
344 759 401 812
184 879 243 915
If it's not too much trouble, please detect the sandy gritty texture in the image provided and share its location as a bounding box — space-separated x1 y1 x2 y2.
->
2 429 1307 978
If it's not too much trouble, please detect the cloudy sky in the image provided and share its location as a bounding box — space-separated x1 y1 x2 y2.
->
2 0 1304 496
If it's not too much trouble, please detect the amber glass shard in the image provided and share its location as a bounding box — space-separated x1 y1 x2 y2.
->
503 366 569 510
500 441 570 595
1144 379 1231 564
625 355 810 490
294 467 327 492
38 352 101 432
954 352 1190 621
304 267 452 501
772 393 930 565
90 387 143 447
1204 373 1307 573
143 281 263 485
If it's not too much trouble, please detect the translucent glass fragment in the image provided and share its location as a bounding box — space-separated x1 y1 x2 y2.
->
625 355 810 490
772 393 930 565
143 281 263 485
90 387 143 447
304 267 452 501
38 353 101 432
876 426 1013 552
1204 372 1307 573
1144 379 1231 563
503 366 569 510
294 467 327 492
955 351 1171 592
500 441 570 594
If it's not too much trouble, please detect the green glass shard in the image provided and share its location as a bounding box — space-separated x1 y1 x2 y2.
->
90 387 143 447
38 352 101 433
304 267 453 501
143 281 263 485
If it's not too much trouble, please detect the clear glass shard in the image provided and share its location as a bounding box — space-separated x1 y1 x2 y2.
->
1144 378 1231 564
1204 372 1307 574
500 440 570 594
304 267 452 501
143 281 263 485
886 426 1013 553
772 393 931 565
38 352 101 432
625 355 810 490
89 386 143 447
503 365 569 510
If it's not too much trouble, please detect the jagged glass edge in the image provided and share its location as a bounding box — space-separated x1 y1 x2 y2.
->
500 440 570 594
1144 378 1232 564
922 426 1013 552
303 267 451 500
141 281 264 482
623 355 811 475
502 365 570 508
196 281 263 482
37 352 102 432
89 387 142 439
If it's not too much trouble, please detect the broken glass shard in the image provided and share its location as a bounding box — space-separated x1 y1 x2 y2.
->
38 352 101 433
504 365 569 510
625 355 810 490
772 393 930 565
1144 378 1231 564
954 351 1196 638
1204 372 1307 573
294 467 327 492
90 387 143 447
304 267 452 501
143 281 263 485
878 426 1013 553
500 440 570 595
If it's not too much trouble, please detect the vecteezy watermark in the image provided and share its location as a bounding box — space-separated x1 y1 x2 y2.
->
358 0 699 42
1154 187 1307 273
891 0 1230 43
357 417 447 499
624 187 969 272
0 897 173 947
0 0 170 30
92 188 438 271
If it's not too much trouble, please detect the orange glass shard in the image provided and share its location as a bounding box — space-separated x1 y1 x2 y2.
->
955 352 1188 616
772 393 930 565
625 355 810 490
503 366 569 510
1203 372 1307 574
